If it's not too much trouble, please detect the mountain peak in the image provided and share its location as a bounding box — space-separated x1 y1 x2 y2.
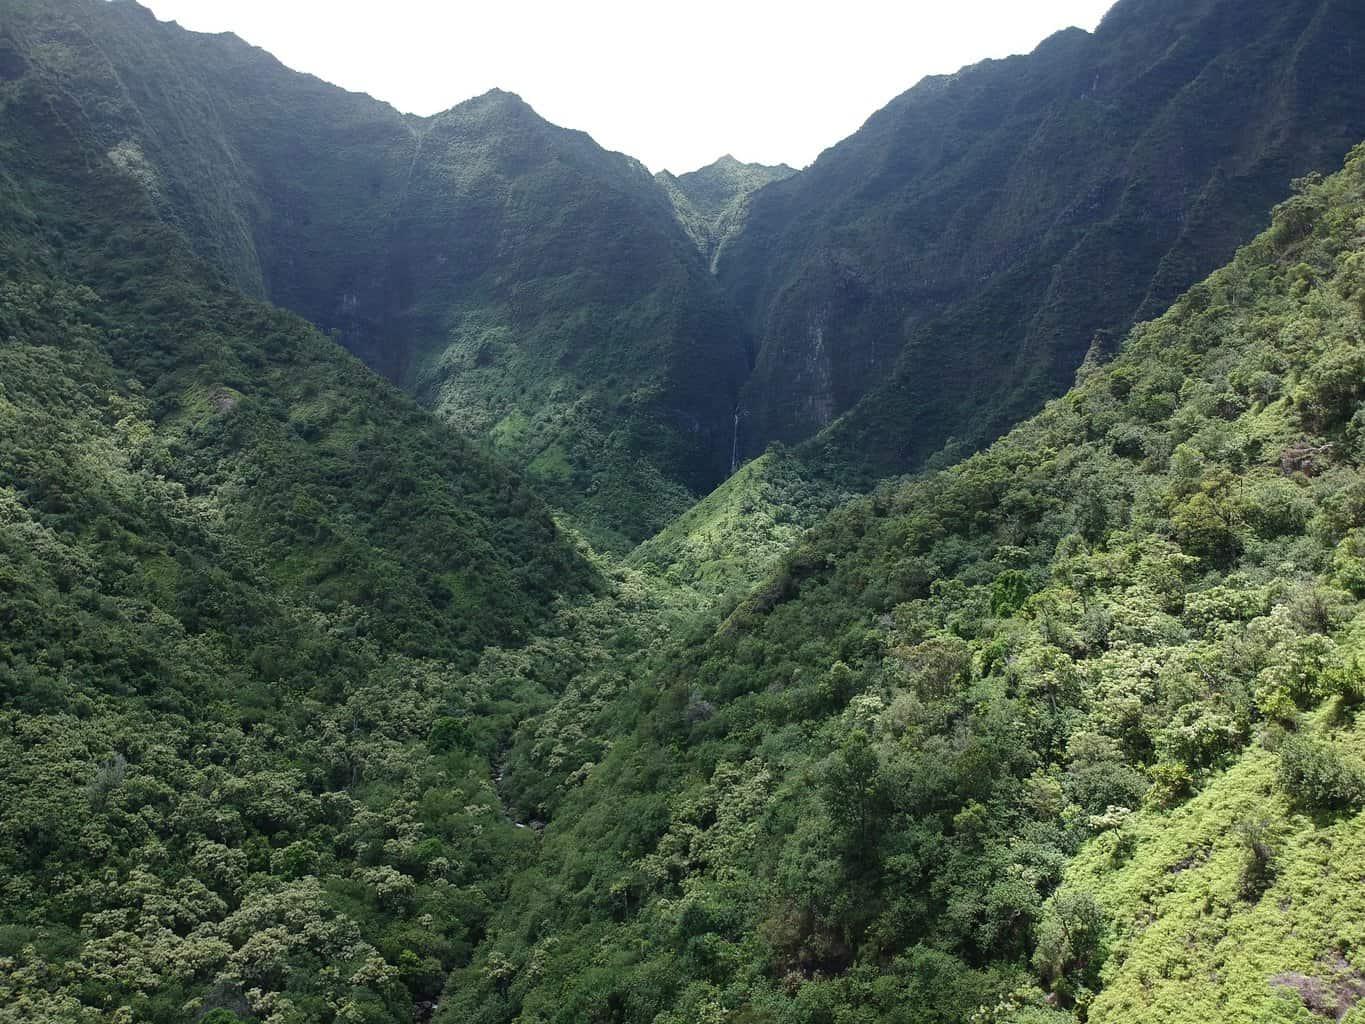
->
442 86 537 119
659 157 798 269
475 86 527 104
682 153 796 179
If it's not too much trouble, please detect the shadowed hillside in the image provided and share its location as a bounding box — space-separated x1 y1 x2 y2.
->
720 0 1365 487
4 0 752 546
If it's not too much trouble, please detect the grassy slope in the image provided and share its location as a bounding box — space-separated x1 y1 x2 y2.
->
627 452 851 598
1067 723 1365 1023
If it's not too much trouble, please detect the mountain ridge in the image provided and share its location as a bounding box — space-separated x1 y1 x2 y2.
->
13 0 753 546
31 0 1365 538
719 0 1365 485
657 156 797 272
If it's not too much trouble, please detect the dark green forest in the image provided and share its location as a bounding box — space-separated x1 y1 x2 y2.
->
2 0 1365 1022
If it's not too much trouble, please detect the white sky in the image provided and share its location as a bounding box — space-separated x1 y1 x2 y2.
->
133 0 1116 174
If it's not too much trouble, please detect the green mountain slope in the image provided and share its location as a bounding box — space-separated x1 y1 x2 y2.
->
7 1 1365 1022
441 146 1365 1024
3 0 751 547
719 0 1365 486
18 0 1365 545
657 157 796 272
627 451 850 598
0 17 601 1019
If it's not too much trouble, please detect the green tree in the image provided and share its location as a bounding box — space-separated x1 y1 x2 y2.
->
823 730 888 865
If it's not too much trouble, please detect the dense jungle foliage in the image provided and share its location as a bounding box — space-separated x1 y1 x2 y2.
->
4 0 1365 1022
440 150 1365 1024
0 24 597 1020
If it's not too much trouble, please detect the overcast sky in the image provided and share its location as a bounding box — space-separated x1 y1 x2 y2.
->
134 0 1116 174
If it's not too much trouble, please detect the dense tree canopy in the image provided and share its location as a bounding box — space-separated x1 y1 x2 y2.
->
3 1 1365 1023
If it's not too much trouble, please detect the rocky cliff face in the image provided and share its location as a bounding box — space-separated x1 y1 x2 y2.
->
717 0 1365 480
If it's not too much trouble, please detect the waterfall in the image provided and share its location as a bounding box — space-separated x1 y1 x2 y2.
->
730 407 744 475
